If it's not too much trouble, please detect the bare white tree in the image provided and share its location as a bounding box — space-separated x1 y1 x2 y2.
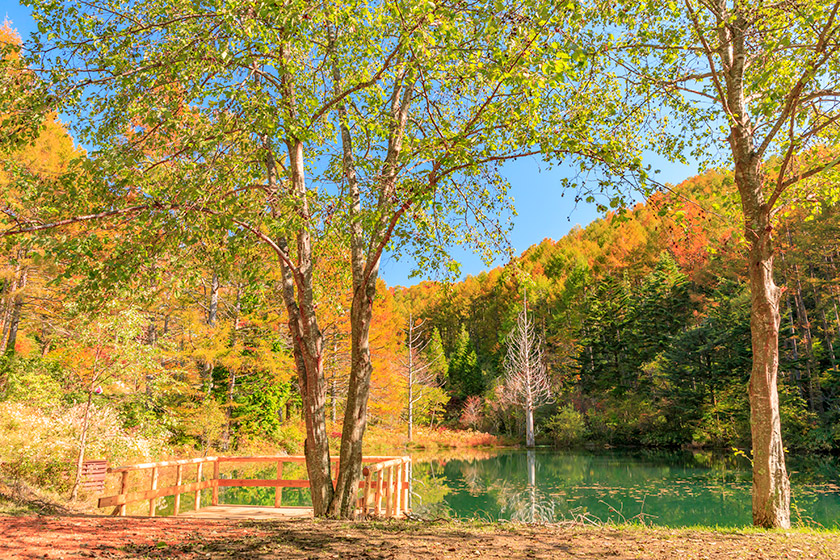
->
502 291 554 447
398 312 444 441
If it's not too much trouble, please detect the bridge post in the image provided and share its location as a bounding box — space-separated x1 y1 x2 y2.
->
385 466 394 518
274 460 284 508
375 470 383 516
394 463 402 518
173 464 183 516
212 459 220 506
118 471 129 516
194 462 203 512
148 467 158 517
403 460 410 514
361 468 372 519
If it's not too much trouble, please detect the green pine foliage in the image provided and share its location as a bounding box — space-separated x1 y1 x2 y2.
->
447 325 485 401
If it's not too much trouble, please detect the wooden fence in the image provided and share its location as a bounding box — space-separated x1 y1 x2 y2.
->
97 455 411 519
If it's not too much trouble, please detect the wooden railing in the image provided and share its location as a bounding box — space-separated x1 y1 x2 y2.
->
97 455 410 519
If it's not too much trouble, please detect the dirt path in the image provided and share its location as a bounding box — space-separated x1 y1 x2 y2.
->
2 515 838 560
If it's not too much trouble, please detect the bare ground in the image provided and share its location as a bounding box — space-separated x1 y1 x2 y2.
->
2 515 839 560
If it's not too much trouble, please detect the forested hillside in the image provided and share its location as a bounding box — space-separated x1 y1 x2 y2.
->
395 170 840 452
1 3 839 526
5 133 839 505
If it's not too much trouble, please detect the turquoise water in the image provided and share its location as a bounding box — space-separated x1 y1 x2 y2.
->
161 449 840 527
410 449 840 527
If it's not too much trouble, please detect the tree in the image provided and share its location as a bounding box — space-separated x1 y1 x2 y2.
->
422 327 449 427
598 0 840 527
0 23 78 364
398 312 447 441
3 0 646 518
448 324 484 400
52 306 158 500
502 291 554 447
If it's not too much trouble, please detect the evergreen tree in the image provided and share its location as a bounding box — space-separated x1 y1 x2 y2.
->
448 324 484 400
424 328 449 387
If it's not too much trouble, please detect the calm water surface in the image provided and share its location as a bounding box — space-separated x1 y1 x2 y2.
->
410 448 840 527
173 448 840 527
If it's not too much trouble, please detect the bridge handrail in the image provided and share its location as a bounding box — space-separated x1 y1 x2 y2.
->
97 455 410 519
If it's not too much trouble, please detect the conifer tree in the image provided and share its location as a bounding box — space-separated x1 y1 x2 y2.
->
448 324 483 401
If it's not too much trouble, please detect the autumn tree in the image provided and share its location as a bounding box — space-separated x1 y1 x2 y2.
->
0 23 78 364
3 0 647 517
53 306 159 500
448 324 484 400
598 0 840 527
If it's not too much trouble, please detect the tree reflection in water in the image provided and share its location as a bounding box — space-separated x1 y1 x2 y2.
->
493 450 557 522
407 448 840 527
410 458 454 518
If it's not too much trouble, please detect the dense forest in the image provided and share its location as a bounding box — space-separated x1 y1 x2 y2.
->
3 84 839 505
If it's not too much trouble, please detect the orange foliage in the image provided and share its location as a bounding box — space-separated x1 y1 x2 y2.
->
368 280 408 426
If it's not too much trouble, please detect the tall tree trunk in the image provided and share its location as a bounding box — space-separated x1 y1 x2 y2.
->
70 384 95 501
4 267 27 355
820 308 838 372
201 272 220 395
325 24 415 517
328 334 339 424
786 232 821 411
144 318 157 396
269 36 336 516
330 378 337 424
743 199 790 528
779 249 802 387
207 272 219 326
327 27 376 517
808 265 838 373
720 6 790 526
222 371 236 451
826 254 840 338
221 285 242 451
407 311 414 442
268 131 333 516
0 262 21 352
331 275 376 518
784 292 801 385
525 404 535 448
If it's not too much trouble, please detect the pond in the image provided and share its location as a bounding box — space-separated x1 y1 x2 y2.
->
410 448 840 527
171 448 840 527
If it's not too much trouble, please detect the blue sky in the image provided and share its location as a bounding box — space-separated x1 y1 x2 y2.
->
377 154 695 287
4 2 697 288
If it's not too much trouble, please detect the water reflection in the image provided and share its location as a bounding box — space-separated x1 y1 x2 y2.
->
409 448 840 528
171 448 840 528
492 450 556 523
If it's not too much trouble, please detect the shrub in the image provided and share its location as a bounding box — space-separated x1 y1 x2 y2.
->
1 357 64 408
273 422 305 454
0 401 171 495
692 385 750 448
459 396 484 430
544 405 587 447
411 426 502 449
175 399 227 452
778 383 822 451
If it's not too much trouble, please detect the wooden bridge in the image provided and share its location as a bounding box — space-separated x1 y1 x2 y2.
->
97 455 411 520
